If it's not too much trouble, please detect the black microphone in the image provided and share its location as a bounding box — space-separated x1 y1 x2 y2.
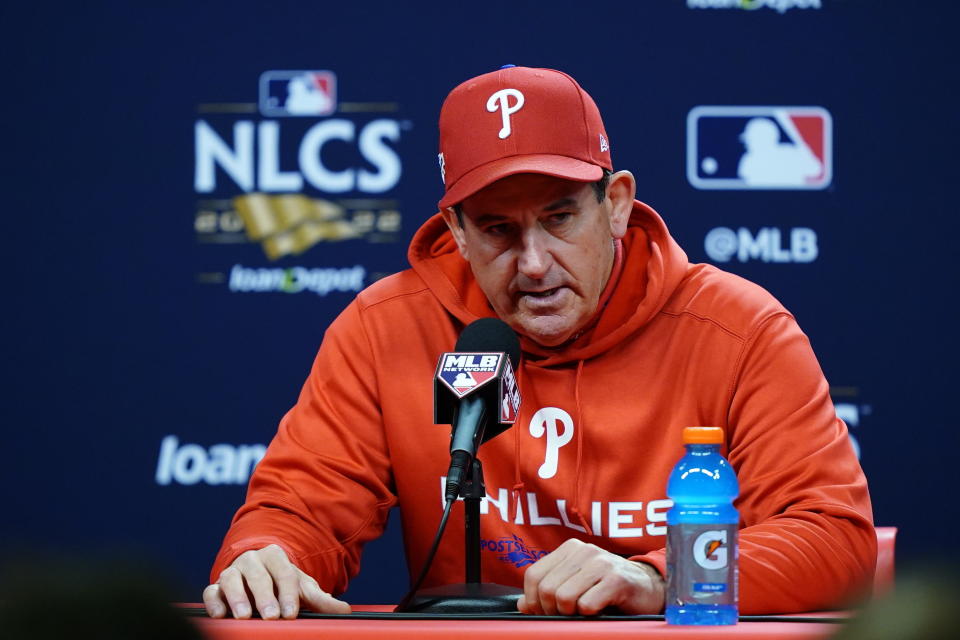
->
434 318 521 502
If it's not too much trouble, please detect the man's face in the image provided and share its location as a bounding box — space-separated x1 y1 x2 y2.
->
442 173 632 347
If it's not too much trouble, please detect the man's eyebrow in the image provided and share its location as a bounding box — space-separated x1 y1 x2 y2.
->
543 197 578 212
471 213 508 226
466 197 579 223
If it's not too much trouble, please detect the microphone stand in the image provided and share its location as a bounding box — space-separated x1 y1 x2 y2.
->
397 458 523 613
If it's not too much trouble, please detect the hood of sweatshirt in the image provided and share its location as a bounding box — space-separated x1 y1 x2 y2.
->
408 200 690 366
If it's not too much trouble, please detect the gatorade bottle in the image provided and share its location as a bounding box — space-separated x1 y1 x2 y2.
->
665 426 739 625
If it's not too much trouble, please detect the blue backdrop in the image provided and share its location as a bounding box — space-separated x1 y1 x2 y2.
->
3 1 957 603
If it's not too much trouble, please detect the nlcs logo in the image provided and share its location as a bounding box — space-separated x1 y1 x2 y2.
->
687 106 832 190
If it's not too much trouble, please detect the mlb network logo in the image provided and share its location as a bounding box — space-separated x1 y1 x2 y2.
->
259 70 337 117
438 353 502 398
687 106 832 190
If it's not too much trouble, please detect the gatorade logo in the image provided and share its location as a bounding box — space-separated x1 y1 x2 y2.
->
693 530 728 570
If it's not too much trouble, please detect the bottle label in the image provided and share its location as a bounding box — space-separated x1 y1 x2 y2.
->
666 524 738 607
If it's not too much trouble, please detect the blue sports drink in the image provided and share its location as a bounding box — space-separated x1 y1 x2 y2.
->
665 427 739 625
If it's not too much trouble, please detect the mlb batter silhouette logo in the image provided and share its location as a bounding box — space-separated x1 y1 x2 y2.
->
259 70 337 117
687 106 832 190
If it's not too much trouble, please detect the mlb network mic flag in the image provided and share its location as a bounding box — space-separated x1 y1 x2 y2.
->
435 352 521 427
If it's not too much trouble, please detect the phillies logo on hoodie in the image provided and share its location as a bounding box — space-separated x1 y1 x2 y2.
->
529 407 574 479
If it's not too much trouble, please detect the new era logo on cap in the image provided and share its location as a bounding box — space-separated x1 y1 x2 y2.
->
437 66 612 209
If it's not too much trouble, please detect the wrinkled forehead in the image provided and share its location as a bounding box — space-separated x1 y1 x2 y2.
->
459 173 594 216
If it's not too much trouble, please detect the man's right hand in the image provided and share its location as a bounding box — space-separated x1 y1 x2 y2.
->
203 544 351 619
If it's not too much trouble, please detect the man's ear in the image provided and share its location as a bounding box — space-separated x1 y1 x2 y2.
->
606 170 636 239
439 207 470 260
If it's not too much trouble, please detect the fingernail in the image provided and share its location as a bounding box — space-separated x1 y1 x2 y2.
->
282 604 295 618
263 604 279 618
210 604 224 617
236 604 251 618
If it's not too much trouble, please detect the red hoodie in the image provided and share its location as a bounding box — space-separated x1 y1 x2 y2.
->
211 201 875 613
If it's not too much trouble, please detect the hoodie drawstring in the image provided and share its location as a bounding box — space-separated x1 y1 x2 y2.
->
510 363 525 522
568 359 593 536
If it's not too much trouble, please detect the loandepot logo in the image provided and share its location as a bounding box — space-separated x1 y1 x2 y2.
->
687 0 822 13
228 264 365 295
155 435 266 486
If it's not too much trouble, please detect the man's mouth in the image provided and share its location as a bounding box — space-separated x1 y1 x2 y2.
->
523 287 560 298
518 287 569 309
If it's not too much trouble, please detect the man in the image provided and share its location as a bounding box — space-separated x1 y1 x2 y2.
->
204 66 875 619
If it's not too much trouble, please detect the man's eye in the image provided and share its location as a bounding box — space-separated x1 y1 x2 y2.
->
485 223 511 236
546 212 571 226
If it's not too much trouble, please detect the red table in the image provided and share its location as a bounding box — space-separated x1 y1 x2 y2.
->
185 605 847 639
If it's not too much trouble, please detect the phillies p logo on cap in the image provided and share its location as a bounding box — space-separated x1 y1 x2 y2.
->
486 88 525 139
437 66 612 209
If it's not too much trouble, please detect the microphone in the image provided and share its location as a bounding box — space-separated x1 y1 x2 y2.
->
434 318 521 502
396 318 524 613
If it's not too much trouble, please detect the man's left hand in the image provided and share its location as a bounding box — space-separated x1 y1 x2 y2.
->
517 539 665 616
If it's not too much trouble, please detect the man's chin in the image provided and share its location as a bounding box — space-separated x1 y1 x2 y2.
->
514 317 577 348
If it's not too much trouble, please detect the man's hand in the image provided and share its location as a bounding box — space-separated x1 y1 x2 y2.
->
517 539 665 616
203 544 351 619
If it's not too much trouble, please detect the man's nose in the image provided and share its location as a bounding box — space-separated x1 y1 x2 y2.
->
517 229 552 280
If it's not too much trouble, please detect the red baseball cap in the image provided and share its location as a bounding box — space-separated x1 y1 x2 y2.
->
437 66 612 209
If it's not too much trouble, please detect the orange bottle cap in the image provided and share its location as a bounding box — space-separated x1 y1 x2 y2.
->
683 426 724 444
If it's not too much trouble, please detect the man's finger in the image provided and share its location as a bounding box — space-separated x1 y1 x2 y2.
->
523 540 571 587
517 593 529 613
535 559 586 616
202 583 227 618
238 557 282 619
522 545 570 615
569 574 614 616
576 562 662 615
552 567 604 616
520 580 544 615
217 567 252 619
522 540 587 616
300 575 352 614
261 549 302 619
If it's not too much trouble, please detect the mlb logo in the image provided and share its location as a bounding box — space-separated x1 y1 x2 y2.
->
687 106 832 190
437 353 501 399
450 370 480 394
259 70 337 117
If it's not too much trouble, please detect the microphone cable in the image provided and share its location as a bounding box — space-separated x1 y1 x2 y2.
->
395 496 455 611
